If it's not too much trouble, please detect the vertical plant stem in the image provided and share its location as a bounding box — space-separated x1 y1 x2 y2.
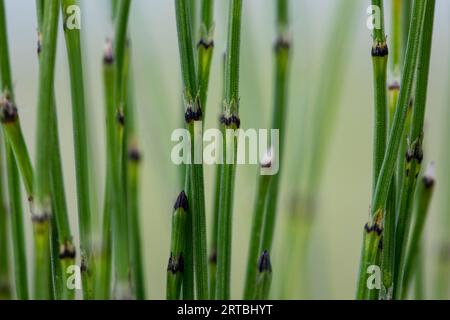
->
112 0 132 299
215 0 242 300
33 0 60 300
243 173 271 299
182 168 194 299
0 137 9 300
167 192 188 300
95 40 116 300
356 0 427 299
61 0 94 299
48 97 75 300
394 0 435 298
400 163 435 299
259 0 291 258
175 0 209 300
370 0 388 193
0 0 29 300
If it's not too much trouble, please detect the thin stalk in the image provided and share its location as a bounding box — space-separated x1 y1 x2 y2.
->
243 173 271 299
0 0 29 300
49 97 75 300
209 51 226 299
253 251 272 300
259 0 291 258
400 163 435 298
356 0 427 299
370 0 388 193
175 0 209 300
167 192 188 300
127 140 145 300
112 0 132 299
61 0 94 299
33 0 60 300
0 138 9 300
413 247 424 300
197 0 214 116
182 167 194 299
395 0 435 299
95 40 115 300
215 0 242 300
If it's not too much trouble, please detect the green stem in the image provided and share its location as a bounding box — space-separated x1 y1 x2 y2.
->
34 0 60 300
395 0 435 298
0 0 29 300
244 174 271 299
356 0 427 299
61 0 94 299
95 40 115 300
401 163 435 299
215 0 242 300
167 192 188 300
112 0 132 299
182 168 194 299
370 0 388 193
175 0 209 300
49 96 75 300
259 0 291 257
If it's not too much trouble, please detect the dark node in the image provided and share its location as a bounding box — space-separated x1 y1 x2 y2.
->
422 175 435 189
406 149 414 163
103 52 114 65
414 146 424 164
31 212 51 224
185 107 194 124
167 253 184 274
0 99 18 124
364 222 383 236
378 238 383 251
174 191 189 211
209 249 217 265
59 243 77 260
193 105 203 121
232 115 241 129
405 168 410 177
128 148 142 163
274 35 291 52
388 81 400 91
371 42 389 57
258 250 272 273
117 111 125 126
197 38 214 49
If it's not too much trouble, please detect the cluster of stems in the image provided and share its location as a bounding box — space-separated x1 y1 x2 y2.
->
357 0 436 300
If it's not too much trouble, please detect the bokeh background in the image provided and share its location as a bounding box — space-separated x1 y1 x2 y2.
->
2 0 449 299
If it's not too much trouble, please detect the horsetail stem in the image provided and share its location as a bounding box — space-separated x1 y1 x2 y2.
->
95 39 115 300
175 0 209 300
112 0 132 299
167 191 188 300
49 96 75 300
370 0 388 193
33 0 60 300
0 0 29 300
400 163 435 299
60 0 95 299
244 165 272 300
197 0 214 117
215 0 242 300
259 0 291 259
356 0 427 300
0 139 8 300
394 0 435 299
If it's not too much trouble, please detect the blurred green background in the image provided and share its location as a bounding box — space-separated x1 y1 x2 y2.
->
2 0 449 299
